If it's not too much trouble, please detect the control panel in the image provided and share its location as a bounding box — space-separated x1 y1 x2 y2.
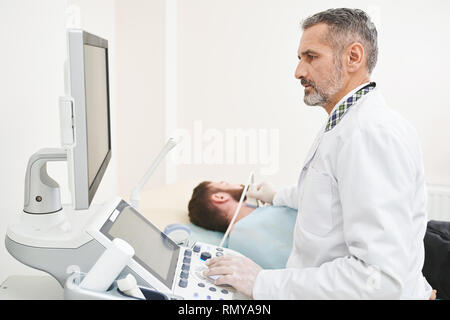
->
173 241 246 300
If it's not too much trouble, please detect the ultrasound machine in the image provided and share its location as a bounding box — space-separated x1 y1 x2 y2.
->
5 29 245 300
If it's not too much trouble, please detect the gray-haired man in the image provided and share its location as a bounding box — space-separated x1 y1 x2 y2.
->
204 8 436 299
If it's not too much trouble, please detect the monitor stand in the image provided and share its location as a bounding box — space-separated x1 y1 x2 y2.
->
23 148 67 214
5 203 101 287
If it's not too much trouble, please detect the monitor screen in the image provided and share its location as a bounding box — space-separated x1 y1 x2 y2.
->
83 44 110 189
100 203 180 289
68 29 111 210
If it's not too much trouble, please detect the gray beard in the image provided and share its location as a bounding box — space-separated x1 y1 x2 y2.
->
303 63 344 107
304 87 329 106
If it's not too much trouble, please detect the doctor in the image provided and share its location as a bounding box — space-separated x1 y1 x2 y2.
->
204 8 434 299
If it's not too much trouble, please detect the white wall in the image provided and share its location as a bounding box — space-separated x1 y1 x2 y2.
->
175 0 325 186
0 0 117 283
373 0 450 186
0 0 67 283
173 0 450 187
77 0 450 200
114 0 166 197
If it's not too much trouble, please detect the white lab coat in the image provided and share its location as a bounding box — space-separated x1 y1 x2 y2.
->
253 85 432 299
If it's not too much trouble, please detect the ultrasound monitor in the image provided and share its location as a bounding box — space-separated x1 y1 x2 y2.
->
100 202 180 289
66 29 112 209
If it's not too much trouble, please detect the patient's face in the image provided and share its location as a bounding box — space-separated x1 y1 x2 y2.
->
209 181 245 202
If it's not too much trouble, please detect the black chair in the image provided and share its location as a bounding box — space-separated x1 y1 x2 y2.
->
422 220 450 300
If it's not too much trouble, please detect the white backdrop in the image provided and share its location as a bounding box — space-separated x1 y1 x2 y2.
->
173 0 450 187
1 0 449 283
0 0 117 283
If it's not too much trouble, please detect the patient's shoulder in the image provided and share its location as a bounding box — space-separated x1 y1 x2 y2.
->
238 206 297 225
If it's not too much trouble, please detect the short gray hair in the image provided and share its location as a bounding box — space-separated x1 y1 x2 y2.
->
302 8 378 74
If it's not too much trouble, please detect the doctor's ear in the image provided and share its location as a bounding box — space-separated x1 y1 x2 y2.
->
210 192 231 204
345 42 365 73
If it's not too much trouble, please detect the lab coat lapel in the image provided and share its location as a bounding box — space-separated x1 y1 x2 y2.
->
302 125 326 169
297 125 326 186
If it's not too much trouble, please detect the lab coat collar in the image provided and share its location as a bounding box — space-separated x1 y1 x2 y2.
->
327 81 373 117
301 81 375 169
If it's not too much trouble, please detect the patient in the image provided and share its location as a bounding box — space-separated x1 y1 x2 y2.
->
187 181 254 232
187 181 297 269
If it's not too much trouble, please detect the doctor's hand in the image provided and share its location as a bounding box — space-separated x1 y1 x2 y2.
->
204 255 262 299
429 289 437 300
246 181 276 205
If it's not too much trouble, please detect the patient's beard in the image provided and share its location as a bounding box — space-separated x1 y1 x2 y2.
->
225 185 246 202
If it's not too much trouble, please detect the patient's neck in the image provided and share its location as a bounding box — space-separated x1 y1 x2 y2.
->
227 202 255 232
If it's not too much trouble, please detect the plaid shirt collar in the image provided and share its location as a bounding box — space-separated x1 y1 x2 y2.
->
325 82 376 132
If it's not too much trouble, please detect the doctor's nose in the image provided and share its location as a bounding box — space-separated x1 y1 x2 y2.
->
295 60 307 80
